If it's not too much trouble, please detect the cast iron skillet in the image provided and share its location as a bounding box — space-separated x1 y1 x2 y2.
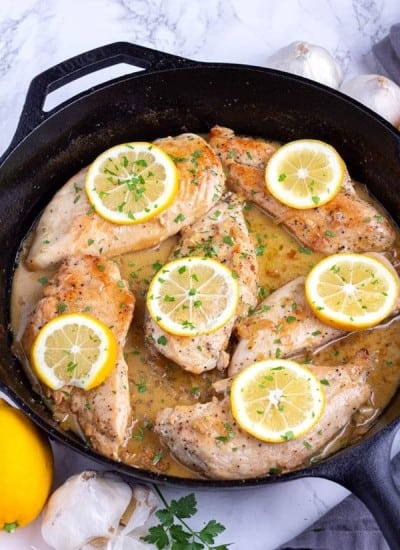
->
0 42 399 547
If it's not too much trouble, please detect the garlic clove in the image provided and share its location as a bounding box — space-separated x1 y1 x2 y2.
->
96 486 159 549
119 485 158 535
41 471 132 550
265 41 343 89
340 74 400 126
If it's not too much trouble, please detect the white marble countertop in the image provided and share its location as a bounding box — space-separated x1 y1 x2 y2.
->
0 1 400 549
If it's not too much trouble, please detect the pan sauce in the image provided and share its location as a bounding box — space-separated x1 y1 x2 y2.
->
11 181 400 479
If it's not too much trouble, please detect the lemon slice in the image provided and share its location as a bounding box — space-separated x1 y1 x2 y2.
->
31 313 118 390
230 359 325 443
85 142 179 224
265 139 345 209
146 256 239 336
305 253 399 331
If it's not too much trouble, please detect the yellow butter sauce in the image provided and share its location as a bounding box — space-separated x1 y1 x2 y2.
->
11 188 400 478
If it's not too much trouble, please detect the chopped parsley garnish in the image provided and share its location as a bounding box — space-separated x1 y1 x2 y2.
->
222 235 234 246
134 379 148 393
174 213 186 223
281 430 294 441
298 245 313 255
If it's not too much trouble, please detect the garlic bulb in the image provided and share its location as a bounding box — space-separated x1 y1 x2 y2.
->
265 41 343 89
41 471 158 550
91 485 158 550
340 74 400 126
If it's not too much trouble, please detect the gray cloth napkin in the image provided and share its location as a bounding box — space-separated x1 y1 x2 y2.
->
372 23 400 84
278 452 399 550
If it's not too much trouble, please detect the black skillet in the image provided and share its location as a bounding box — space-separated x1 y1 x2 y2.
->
0 42 399 548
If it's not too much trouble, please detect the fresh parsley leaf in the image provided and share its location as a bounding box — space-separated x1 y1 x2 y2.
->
142 524 170 549
170 523 192 543
142 489 228 550
170 493 197 518
199 520 226 544
156 508 174 527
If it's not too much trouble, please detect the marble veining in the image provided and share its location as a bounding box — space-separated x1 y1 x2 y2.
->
0 1 399 549
0 0 399 155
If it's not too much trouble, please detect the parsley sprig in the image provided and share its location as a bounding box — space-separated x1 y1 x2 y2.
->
142 487 229 549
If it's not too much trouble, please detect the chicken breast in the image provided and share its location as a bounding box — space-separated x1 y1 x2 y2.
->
145 193 258 373
27 133 225 271
156 351 372 479
22 255 135 459
209 126 396 254
229 276 344 376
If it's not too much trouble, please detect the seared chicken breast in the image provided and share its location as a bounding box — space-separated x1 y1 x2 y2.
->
22 255 135 459
145 193 258 373
209 126 395 254
156 351 372 479
27 133 225 270
229 276 344 376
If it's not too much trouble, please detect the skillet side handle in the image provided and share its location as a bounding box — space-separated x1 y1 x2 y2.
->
3 42 194 159
315 423 400 550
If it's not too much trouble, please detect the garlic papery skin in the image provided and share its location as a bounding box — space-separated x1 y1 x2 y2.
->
340 74 400 126
89 485 159 550
41 471 132 550
265 41 343 89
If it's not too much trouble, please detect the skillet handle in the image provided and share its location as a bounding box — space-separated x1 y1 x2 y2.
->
4 41 194 158
315 422 400 549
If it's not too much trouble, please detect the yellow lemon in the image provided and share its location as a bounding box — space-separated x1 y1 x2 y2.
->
0 399 53 532
31 313 118 390
265 139 345 209
305 253 399 330
146 256 239 336
85 142 179 224
230 359 326 443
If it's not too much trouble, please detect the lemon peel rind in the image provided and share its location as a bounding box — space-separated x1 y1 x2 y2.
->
0 399 53 529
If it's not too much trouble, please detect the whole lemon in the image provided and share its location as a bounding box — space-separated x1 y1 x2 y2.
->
0 398 53 533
